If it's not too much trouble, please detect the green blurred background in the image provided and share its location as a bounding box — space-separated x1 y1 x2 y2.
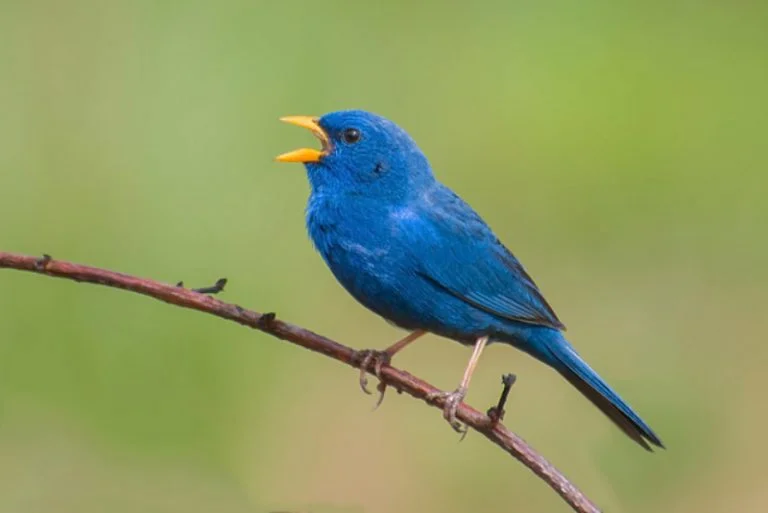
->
1 1 766 512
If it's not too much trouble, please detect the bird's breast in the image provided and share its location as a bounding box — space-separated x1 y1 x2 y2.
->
306 193 394 273
305 193 422 314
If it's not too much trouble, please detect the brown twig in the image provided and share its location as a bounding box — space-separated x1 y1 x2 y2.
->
0 251 601 513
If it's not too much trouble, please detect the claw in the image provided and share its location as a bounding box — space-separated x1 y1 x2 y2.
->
357 349 391 407
374 355 387 378
354 332 426 410
374 381 387 409
358 351 375 395
427 387 469 435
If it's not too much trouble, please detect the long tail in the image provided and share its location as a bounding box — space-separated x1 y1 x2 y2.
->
539 333 664 451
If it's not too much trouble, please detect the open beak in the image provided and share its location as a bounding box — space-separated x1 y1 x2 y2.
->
275 116 330 163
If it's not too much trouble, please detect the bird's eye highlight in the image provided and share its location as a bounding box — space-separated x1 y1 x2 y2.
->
341 128 361 144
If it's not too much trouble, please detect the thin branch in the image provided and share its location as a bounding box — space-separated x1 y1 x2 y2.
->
0 251 601 513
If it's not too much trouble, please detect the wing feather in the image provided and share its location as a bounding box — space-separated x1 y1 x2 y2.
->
407 185 565 330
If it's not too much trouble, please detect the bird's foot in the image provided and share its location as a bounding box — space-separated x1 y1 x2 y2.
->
357 349 392 409
427 386 468 435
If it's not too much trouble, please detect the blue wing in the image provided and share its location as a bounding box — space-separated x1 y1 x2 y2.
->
403 184 565 331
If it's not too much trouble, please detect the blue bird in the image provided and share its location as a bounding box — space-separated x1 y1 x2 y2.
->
276 110 663 450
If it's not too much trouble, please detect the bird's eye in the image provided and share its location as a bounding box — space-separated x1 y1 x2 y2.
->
341 128 361 144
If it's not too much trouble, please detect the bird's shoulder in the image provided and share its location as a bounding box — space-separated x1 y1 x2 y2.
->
393 183 504 250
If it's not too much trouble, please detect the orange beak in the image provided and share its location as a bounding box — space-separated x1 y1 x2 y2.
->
275 116 330 163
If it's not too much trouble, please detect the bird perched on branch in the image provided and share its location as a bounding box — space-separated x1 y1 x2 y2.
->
276 110 663 450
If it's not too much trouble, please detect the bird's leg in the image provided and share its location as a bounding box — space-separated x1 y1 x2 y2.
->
358 330 426 407
427 335 489 434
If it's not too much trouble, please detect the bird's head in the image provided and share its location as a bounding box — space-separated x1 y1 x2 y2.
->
276 110 433 200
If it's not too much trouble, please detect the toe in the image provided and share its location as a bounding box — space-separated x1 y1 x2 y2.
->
358 351 374 395
373 381 387 410
359 370 372 395
373 352 391 379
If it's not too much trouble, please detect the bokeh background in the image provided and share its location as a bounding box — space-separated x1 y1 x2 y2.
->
1 1 766 512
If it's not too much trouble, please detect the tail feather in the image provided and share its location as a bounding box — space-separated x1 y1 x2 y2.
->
545 337 664 450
